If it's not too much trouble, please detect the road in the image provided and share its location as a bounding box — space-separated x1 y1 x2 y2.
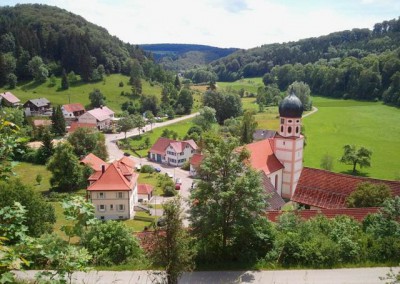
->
14 267 400 284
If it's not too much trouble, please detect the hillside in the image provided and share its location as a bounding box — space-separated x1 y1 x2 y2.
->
140 43 239 71
0 4 153 84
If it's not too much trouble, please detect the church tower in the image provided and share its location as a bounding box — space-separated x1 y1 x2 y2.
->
274 93 304 199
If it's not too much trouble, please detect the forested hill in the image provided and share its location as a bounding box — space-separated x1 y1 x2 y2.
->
211 18 400 81
0 4 152 84
140 43 239 71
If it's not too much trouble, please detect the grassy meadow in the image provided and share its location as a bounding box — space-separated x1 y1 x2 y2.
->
303 96 400 180
217 77 263 94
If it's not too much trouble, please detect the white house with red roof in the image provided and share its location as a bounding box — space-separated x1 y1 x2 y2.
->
0 92 20 107
78 106 115 130
138 184 154 202
85 154 138 220
149 137 198 167
80 153 108 172
62 103 85 119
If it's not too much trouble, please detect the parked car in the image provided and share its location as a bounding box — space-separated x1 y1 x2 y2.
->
157 216 166 227
166 172 173 178
175 178 182 185
123 152 130 156
154 167 161 173
175 183 181 190
135 164 141 171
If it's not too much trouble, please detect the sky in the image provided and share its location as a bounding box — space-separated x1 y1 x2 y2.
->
2 0 400 49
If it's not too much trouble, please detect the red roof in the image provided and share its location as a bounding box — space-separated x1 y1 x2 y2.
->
33 119 52 127
63 103 85 113
87 161 138 191
190 153 204 168
266 207 380 222
292 167 400 209
118 156 135 170
150 137 175 155
80 153 108 172
68 122 97 133
1 92 20 104
138 184 154 195
240 138 284 175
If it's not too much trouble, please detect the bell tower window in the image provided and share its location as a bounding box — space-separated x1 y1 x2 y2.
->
288 126 292 134
296 126 299 134
281 126 283 133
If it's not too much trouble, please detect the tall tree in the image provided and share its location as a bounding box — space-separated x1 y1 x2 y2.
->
61 68 69 90
287 81 312 111
117 115 135 140
174 75 181 90
175 88 193 114
132 114 146 137
67 127 108 161
203 90 242 124
340 144 372 174
89 89 106 108
47 142 84 192
28 56 48 83
239 110 258 144
190 137 269 262
36 129 54 164
51 105 66 136
346 182 391 208
193 107 217 131
148 197 195 284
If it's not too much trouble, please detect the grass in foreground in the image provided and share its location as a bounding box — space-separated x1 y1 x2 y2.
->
12 161 52 194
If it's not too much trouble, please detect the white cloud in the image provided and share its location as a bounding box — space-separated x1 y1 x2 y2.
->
3 0 400 48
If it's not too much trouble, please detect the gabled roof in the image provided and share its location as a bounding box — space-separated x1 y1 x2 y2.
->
240 138 284 175
68 122 97 133
190 153 204 168
63 103 85 113
87 161 138 191
26 98 50 107
266 207 380 223
150 137 175 155
80 153 108 172
1 92 20 104
118 156 135 170
262 174 286 210
138 184 154 195
87 106 114 121
292 167 400 209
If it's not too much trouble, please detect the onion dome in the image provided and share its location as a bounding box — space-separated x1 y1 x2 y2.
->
279 93 303 118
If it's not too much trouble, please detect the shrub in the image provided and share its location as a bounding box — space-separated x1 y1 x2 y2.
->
141 165 155 173
81 221 143 265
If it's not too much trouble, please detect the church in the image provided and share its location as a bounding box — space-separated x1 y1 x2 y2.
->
191 93 400 211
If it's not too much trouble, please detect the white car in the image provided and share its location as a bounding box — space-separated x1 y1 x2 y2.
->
166 172 173 178
175 178 182 185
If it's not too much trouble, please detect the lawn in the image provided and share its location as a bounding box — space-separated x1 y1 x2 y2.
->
303 96 400 180
124 117 195 157
138 172 164 196
12 161 52 194
217 77 263 94
0 74 162 114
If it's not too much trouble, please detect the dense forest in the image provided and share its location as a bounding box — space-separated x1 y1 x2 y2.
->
140 43 239 72
208 18 400 105
0 4 171 86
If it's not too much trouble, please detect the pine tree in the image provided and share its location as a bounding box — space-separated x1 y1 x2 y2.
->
51 106 66 136
174 75 181 90
61 68 69 90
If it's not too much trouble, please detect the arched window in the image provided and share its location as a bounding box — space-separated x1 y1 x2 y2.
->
281 126 283 133
288 126 292 134
296 126 299 133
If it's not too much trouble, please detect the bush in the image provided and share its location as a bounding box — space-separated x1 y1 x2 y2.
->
157 175 177 197
81 221 143 265
181 161 190 171
141 165 155 173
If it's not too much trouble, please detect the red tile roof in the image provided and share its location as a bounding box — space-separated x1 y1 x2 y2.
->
87 161 138 191
138 184 154 195
266 207 380 222
63 103 85 113
118 156 135 170
240 138 284 175
190 153 204 168
80 153 108 172
68 122 97 133
150 137 175 155
292 167 400 209
1 92 20 104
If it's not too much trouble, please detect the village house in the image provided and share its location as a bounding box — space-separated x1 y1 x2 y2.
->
67 122 97 134
61 103 85 119
149 137 198 167
189 153 204 177
85 154 138 220
0 92 20 107
137 184 154 203
23 98 52 116
78 106 115 130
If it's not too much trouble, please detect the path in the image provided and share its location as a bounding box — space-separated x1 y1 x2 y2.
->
303 106 318 118
14 267 400 284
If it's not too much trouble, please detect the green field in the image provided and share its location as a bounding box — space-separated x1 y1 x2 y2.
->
217 77 263 94
0 74 162 114
303 96 400 180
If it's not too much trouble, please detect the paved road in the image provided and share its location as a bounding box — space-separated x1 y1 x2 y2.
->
14 267 400 284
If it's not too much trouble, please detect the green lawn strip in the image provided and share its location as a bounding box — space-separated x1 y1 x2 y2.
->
217 77 263 94
126 118 195 157
303 96 400 180
11 161 52 194
51 201 79 243
138 173 166 196
123 218 153 232
0 74 162 114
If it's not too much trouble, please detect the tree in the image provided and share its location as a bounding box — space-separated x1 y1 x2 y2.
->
190 137 269 262
47 142 84 192
81 221 142 265
117 115 135 140
28 56 48 83
287 81 312 111
339 144 372 174
132 114 146 137
131 76 142 96
145 110 156 131
193 107 216 131
203 90 242 124
239 110 258 144
141 94 159 115
175 88 193 114
61 68 69 90
67 127 108 161
36 129 54 164
7 73 17 89
51 105 66 136
149 197 194 284
174 75 181 90
0 180 56 237
89 89 106 108
346 182 392 208
320 154 334 171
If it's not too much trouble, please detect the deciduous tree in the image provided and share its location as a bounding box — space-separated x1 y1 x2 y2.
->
89 89 106 108
346 182 391 208
340 144 372 174
67 127 108 161
51 105 66 136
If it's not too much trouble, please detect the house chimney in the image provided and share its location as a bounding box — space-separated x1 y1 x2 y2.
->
101 164 105 174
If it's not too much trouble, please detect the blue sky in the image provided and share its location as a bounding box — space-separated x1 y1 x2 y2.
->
2 0 400 48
